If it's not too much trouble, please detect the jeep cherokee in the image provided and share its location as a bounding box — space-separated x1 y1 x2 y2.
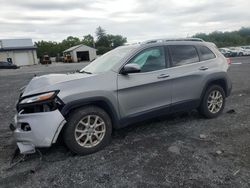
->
11 38 232 155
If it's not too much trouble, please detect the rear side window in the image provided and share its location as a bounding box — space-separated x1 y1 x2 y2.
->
199 46 216 61
169 45 199 67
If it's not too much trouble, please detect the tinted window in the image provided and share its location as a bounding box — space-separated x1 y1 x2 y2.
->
129 47 166 72
199 46 216 61
169 45 199 66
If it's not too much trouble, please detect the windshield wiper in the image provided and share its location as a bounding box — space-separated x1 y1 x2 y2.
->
80 70 92 74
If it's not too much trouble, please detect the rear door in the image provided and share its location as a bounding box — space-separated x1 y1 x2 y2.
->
117 46 172 119
167 45 216 109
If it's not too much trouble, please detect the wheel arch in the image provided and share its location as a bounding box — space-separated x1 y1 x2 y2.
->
201 76 229 101
60 97 120 129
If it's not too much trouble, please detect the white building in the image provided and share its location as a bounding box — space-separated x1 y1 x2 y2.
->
0 39 38 66
64 44 97 62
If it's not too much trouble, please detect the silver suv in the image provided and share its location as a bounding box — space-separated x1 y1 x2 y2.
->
11 38 232 155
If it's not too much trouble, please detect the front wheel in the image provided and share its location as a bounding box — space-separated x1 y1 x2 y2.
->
63 106 112 155
199 85 225 118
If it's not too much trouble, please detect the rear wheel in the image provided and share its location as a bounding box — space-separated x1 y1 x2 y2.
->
199 85 225 118
63 106 112 155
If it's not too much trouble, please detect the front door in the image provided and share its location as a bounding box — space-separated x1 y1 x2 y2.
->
117 46 172 120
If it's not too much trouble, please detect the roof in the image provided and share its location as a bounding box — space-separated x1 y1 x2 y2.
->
64 44 96 53
0 39 36 51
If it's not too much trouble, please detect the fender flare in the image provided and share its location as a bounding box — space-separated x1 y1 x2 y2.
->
60 97 120 129
200 75 230 101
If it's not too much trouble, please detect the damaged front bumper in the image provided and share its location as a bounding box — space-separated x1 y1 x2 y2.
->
10 110 66 154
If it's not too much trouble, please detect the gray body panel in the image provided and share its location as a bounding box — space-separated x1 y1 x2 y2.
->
168 59 218 104
117 69 172 118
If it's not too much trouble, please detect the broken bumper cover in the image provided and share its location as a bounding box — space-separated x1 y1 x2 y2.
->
12 110 66 154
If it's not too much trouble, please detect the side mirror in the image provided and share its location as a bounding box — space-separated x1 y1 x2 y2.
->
121 63 141 75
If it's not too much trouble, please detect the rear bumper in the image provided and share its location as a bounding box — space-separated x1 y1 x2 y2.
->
227 83 232 97
11 110 66 154
226 77 232 97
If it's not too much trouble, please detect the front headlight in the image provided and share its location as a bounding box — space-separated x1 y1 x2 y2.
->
17 91 63 114
20 91 56 104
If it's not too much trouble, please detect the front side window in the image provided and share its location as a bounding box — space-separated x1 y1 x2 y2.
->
169 45 199 67
128 47 166 72
199 46 216 61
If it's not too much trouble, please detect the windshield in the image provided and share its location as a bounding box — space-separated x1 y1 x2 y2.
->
80 46 136 74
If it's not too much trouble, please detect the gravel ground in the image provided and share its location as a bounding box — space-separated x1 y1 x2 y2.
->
0 58 250 188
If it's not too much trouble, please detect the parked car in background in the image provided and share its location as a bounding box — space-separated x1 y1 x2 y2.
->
219 48 237 57
11 38 232 155
0 61 19 69
241 46 250 56
229 47 245 56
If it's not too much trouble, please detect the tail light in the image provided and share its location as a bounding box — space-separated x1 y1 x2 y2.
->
226 58 231 65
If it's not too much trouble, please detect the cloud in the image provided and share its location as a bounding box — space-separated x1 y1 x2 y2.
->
3 0 100 11
0 0 249 42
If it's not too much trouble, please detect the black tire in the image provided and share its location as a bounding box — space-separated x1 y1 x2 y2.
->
199 85 225 118
63 106 112 155
239 52 243 56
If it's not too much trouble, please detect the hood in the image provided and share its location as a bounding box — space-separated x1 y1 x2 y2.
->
22 73 93 97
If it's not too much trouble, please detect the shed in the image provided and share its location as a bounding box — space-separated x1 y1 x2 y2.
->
64 44 97 62
0 39 38 66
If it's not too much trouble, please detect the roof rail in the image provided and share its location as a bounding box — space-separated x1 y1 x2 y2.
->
142 38 204 44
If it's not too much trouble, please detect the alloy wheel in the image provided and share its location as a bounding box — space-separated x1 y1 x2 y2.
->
207 90 223 114
74 115 106 148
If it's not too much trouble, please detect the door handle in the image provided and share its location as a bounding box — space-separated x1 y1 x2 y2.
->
157 74 170 79
199 66 209 71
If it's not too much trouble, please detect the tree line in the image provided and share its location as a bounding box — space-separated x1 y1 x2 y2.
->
193 27 250 48
36 26 250 58
35 26 127 58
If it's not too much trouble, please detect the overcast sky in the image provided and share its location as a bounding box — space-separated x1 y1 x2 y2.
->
0 0 249 43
